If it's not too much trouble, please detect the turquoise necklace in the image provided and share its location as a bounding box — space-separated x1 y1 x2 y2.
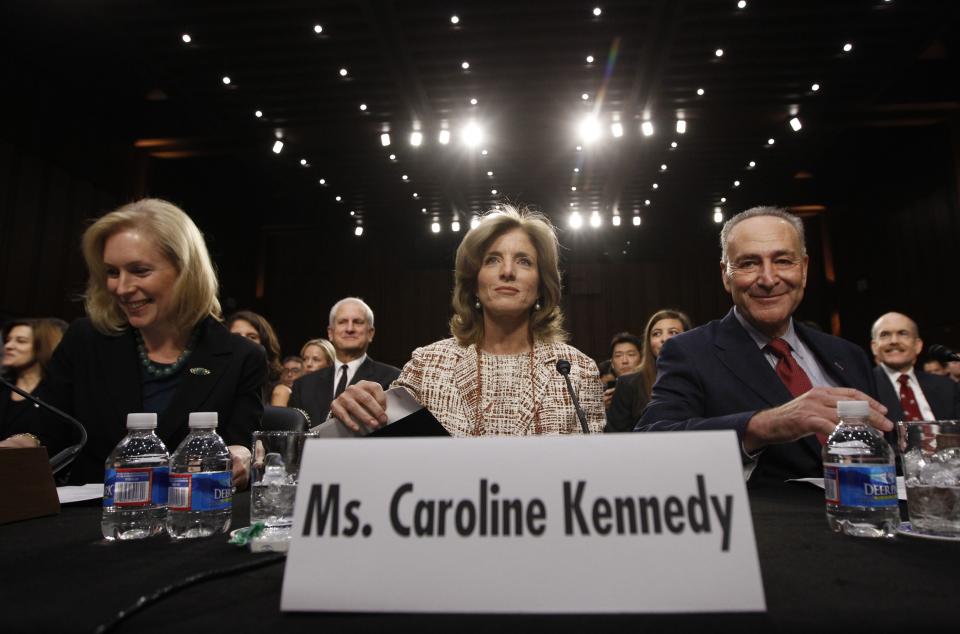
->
134 328 198 378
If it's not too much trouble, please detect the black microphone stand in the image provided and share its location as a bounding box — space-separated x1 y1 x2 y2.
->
555 359 591 434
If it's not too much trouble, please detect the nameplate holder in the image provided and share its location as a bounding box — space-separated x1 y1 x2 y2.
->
281 432 765 613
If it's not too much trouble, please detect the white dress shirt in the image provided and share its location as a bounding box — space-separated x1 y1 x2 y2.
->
878 363 935 421
331 354 368 400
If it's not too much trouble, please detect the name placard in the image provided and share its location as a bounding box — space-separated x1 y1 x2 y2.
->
281 432 765 613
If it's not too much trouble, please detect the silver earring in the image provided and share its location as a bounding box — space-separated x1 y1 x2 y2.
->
474 297 482 310
534 299 541 311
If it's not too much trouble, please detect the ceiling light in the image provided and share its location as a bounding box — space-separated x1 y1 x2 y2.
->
590 212 602 228
670 141 678 148
461 61 470 70
651 183 659 190
720 196 727 203
335 196 342 202
737 1 747 8
181 34 192 44
696 88 705 96
641 121 654 136
401 174 409 181
586 55 595 63
438 129 450 145
571 186 577 191
339 68 348 77
576 145 582 152
461 121 483 147
569 211 584 229
409 131 423 147
470 217 480 229
644 199 651 206
593 7 602 17
318 178 326 185
359 103 367 111
789 117 803 131
380 133 391 147
300 158 308 166
578 115 601 143
431 221 441 234
452 221 461 232
272 140 283 154
569 202 575 207
354 225 363 237
254 110 263 118
221 76 231 85
811 83 821 92
713 209 723 223
573 167 580 173
676 120 687 134
487 171 493 176
491 189 498 195
470 97 478 105
632 215 641 226
660 163 667 171
611 122 624 138
450 15 460 24
581 93 590 101
389 153 396 160
842 43 853 53
612 215 621 227
412 192 419 199
481 149 488 156
767 138 775 145
314 24 323 34
733 180 741 187
715 48 724 57
748 160 756 168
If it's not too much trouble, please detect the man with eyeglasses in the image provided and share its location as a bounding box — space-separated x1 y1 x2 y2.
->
638 206 892 484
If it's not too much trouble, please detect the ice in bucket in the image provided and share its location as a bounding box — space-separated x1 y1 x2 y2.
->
897 420 960 535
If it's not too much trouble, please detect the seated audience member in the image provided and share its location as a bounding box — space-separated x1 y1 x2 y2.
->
300 338 336 374
870 312 960 421
0 318 67 441
289 299 400 423
271 355 305 407
227 310 283 403
922 357 947 377
597 359 615 387
330 205 605 435
928 345 960 384
606 309 691 432
602 332 643 409
637 206 890 484
0 199 264 487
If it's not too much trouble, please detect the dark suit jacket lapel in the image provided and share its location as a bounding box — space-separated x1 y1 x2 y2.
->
713 310 792 407
873 367 906 421
159 318 233 441
797 323 859 390
97 329 143 439
352 357 378 385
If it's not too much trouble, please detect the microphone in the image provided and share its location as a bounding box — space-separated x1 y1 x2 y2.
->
555 359 590 434
0 375 87 474
929 344 960 363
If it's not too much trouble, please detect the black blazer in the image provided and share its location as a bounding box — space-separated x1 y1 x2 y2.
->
33 317 265 484
0 383 39 440
872 366 960 421
638 309 878 485
288 356 400 424
605 371 652 433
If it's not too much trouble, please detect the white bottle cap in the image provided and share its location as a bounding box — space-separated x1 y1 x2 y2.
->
837 400 870 417
188 411 219 429
126 412 158 429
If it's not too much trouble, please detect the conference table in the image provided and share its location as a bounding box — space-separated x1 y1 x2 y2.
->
2 482 955 633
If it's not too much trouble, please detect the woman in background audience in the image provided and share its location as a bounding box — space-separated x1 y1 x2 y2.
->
0 318 67 441
606 309 691 432
300 338 336 374
330 204 605 435
227 310 283 403
0 198 264 488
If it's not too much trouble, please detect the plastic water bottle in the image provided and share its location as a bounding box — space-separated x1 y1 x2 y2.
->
166 412 233 539
823 400 900 538
101 413 169 540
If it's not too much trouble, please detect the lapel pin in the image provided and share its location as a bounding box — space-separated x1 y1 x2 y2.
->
190 367 212 376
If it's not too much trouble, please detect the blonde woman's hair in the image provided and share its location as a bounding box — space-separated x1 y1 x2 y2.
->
450 204 566 346
81 198 221 335
300 338 337 366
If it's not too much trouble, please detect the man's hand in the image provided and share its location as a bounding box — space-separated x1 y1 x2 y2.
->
743 387 891 454
602 387 615 410
329 380 389 432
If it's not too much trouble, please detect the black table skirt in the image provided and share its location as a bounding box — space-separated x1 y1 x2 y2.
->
1 483 955 633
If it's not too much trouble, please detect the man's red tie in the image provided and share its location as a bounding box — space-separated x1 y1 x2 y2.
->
897 374 924 421
765 338 825 444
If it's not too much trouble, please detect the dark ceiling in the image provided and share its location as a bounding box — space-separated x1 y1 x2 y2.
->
1 0 958 247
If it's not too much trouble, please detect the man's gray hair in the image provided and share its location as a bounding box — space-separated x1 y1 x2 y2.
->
328 297 375 328
719 206 807 264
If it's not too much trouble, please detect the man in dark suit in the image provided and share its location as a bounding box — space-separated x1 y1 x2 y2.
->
637 206 892 485
289 297 400 424
870 312 960 421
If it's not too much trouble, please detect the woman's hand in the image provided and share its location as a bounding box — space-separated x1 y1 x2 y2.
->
228 444 252 489
328 380 389 433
